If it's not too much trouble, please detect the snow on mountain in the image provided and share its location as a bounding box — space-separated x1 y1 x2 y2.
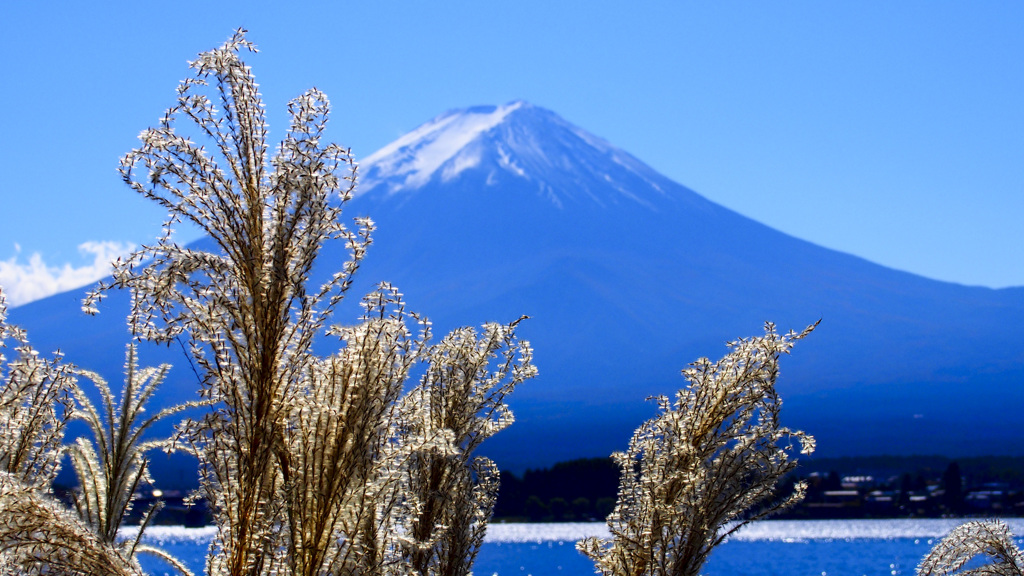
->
360 101 526 193
358 101 675 211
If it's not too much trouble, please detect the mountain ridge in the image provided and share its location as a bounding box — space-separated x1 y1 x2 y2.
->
345 101 1024 468
9 101 1024 475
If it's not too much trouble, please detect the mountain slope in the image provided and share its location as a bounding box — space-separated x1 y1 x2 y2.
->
11 101 1024 474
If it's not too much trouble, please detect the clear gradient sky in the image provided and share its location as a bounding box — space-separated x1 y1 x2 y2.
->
1 2 1022 305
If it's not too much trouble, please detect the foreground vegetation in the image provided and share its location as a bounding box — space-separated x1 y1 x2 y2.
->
1 30 536 576
0 29 1021 576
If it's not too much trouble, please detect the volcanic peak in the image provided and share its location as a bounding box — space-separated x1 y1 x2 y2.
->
356 101 685 212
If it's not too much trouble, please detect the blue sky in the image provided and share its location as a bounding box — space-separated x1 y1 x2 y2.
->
1 2 1022 305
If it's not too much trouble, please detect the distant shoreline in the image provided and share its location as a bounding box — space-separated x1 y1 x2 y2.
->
125 518 1024 544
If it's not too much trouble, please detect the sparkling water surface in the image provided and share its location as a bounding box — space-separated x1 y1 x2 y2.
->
131 519 1024 576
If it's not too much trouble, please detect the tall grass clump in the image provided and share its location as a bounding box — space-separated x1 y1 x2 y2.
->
70 28 535 576
917 520 1024 576
0 290 186 575
0 291 74 492
578 321 817 576
68 343 198 569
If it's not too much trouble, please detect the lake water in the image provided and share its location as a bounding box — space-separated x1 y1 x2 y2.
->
133 519 1024 576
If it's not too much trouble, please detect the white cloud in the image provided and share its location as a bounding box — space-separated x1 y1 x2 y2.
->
0 241 135 307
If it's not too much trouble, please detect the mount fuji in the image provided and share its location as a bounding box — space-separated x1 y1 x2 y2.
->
10 101 1024 475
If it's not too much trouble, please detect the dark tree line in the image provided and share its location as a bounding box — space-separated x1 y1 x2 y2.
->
493 458 620 521
495 455 1024 521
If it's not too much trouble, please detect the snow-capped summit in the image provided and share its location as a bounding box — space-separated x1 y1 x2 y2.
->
360 101 527 193
358 101 681 211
